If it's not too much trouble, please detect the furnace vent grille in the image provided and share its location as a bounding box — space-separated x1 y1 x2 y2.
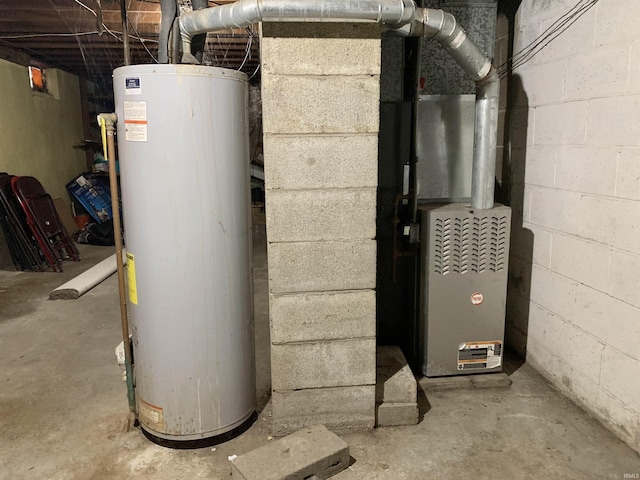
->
432 214 509 275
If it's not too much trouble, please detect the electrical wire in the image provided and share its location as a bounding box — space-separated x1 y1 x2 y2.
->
126 9 159 63
248 62 260 81
0 30 157 43
72 0 121 41
498 0 600 78
0 31 101 39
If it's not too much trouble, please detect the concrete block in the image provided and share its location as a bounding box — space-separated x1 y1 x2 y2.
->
271 339 376 390
528 187 582 236
506 107 534 149
376 346 416 404
524 223 553 269
574 284 640 361
375 403 418 427
272 386 375 435
577 195 640 256
270 290 375 344
601 346 640 412
542 313 573 365
230 424 349 480
554 147 617 196
514 61 564 107
608 250 640 308
531 7 596 64
571 370 608 415
541 349 575 395
530 265 578 322
615 148 640 201
267 240 376 294
418 375 473 391
522 146 556 187
266 189 376 242
595 0 640 47
544 313 605 384
261 37 380 75
603 392 640 449
519 0 586 24
630 39 640 95
587 95 640 147
533 101 588 146
469 373 513 389
263 134 378 190
419 373 511 392
524 337 548 377
511 222 550 268
527 302 551 344
549 233 611 292
262 74 379 134
262 22 382 39
564 45 629 102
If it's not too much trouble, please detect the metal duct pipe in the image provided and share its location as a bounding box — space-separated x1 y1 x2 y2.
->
158 0 177 63
422 9 498 210
178 0 417 62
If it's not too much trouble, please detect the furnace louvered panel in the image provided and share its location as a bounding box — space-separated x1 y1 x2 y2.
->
432 214 509 276
419 204 511 377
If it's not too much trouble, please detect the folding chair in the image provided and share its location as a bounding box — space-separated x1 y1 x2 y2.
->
0 174 48 271
11 176 80 272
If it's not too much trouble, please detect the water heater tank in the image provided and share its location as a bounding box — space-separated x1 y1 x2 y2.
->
113 64 255 442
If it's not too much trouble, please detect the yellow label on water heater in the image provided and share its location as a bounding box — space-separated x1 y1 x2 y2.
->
126 252 138 305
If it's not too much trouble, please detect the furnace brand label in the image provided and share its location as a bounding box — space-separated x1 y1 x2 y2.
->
126 252 138 305
457 341 502 371
470 292 484 305
123 100 148 142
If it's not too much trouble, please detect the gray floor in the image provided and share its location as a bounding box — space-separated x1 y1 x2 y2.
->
1 227 639 480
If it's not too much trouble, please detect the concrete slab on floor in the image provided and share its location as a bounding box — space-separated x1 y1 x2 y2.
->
420 372 513 392
230 424 349 480
1 231 640 480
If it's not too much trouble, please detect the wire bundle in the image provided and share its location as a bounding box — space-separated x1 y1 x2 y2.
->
498 0 600 78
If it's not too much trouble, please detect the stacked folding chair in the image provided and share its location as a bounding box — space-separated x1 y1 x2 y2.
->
10 176 80 272
0 173 48 271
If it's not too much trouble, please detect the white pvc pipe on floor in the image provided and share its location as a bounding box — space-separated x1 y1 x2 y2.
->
49 252 125 300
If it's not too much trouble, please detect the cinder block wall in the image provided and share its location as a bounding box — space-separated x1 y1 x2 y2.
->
505 0 640 451
261 24 380 435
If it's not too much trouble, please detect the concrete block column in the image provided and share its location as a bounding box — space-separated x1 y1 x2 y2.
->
261 23 381 435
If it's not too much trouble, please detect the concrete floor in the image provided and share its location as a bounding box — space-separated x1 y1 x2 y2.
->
1 226 639 479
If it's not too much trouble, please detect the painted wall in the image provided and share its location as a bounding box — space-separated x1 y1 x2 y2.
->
0 58 86 201
504 0 640 451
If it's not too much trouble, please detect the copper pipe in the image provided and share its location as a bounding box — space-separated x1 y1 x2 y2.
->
100 113 135 414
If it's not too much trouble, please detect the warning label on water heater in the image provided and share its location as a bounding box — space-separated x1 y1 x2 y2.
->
123 101 148 142
138 397 164 432
126 252 138 305
457 341 502 371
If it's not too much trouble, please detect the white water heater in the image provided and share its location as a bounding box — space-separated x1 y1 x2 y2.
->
113 64 255 442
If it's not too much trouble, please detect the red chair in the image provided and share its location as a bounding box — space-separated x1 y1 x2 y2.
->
11 176 80 272
0 174 48 271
